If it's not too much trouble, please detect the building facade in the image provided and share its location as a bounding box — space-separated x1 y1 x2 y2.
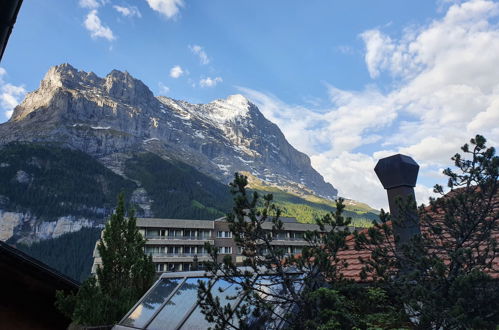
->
93 217 347 274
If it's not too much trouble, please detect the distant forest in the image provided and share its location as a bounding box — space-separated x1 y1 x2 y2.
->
15 228 102 282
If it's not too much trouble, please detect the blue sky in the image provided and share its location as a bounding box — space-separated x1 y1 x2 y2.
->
1 0 498 208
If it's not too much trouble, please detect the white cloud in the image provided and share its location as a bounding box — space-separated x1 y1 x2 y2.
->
79 0 101 9
361 30 394 79
169 65 184 78
0 68 26 121
200 76 222 88
238 0 499 209
113 5 142 18
189 45 210 65
146 0 184 19
84 10 115 41
158 82 170 94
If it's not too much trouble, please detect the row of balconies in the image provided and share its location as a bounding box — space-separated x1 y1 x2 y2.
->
144 234 307 242
148 252 210 257
145 235 212 240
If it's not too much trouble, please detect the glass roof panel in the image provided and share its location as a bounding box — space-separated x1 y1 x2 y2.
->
121 277 183 328
179 277 244 329
147 277 209 330
254 274 303 300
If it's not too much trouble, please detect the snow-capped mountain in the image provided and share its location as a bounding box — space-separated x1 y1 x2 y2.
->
0 64 337 199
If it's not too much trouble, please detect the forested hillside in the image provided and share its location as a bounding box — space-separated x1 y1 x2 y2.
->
125 152 233 219
0 143 137 220
15 227 102 282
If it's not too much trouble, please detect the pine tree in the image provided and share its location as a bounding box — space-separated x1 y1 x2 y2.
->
197 174 404 329
56 193 155 326
356 135 499 328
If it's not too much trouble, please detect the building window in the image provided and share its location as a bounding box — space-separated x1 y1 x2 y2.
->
168 263 180 272
289 232 304 240
146 228 160 238
184 246 197 255
217 231 232 238
218 246 232 254
168 246 181 255
184 229 196 238
146 245 165 255
198 230 211 239
155 263 165 272
273 232 287 240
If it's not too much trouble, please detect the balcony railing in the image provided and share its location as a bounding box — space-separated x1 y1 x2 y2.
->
272 237 306 241
148 252 209 258
145 235 212 240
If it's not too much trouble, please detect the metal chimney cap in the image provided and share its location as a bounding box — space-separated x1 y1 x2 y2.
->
374 154 419 189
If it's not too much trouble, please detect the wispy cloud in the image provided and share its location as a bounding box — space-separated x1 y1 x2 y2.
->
0 68 26 121
146 0 184 19
158 82 170 95
84 10 115 41
200 76 222 87
336 45 355 55
169 65 184 78
113 5 142 18
189 44 210 65
239 0 499 209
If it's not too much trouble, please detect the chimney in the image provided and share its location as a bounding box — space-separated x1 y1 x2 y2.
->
374 154 420 250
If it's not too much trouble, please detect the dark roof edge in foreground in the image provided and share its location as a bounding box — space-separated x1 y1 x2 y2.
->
0 240 80 288
0 0 23 62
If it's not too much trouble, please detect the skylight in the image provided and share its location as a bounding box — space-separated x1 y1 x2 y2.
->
114 269 304 330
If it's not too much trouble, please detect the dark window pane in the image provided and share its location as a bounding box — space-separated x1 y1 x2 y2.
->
121 277 183 328
179 277 243 329
147 277 208 330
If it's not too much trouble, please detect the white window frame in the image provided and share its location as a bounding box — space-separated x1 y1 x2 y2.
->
218 246 232 254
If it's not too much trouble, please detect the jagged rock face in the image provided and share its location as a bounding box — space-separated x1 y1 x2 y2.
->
0 64 337 199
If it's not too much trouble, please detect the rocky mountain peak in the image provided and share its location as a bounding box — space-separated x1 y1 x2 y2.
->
1 64 338 199
41 63 82 89
103 69 153 104
204 94 253 123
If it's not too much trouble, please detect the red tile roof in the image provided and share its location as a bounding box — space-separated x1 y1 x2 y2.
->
337 190 499 281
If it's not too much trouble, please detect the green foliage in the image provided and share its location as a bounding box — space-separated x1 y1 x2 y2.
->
0 142 136 219
56 194 155 326
197 173 386 329
301 286 407 330
199 135 498 329
55 276 109 326
15 227 101 282
125 152 233 219
356 135 499 329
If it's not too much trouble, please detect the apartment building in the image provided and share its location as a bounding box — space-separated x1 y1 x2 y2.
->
93 217 349 274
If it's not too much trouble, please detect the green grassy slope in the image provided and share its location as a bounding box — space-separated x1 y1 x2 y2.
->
243 172 379 227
